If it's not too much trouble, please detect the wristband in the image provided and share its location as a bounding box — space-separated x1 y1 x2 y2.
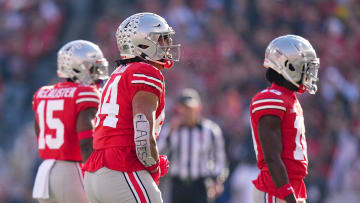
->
77 130 93 140
277 183 294 199
145 159 160 173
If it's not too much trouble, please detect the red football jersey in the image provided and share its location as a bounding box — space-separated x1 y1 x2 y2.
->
83 62 165 172
32 82 100 162
250 83 308 199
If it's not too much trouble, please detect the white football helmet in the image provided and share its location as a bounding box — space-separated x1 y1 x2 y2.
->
57 40 109 85
115 12 180 67
264 35 320 94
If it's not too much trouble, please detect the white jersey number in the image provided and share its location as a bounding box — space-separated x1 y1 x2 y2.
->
96 76 121 128
294 116 307 160
37 100 65 149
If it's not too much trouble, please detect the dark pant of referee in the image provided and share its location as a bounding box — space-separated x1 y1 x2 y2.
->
171 177 208 203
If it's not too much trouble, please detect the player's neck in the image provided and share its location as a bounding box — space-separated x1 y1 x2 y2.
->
275 80 298 92
146 60 163 70
283 82 298 92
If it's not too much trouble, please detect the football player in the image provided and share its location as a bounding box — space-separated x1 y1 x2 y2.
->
32 40 108 203
250 35 320 203
83 12 179 203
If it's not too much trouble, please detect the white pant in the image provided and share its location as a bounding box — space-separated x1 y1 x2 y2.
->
253 187 306 203
36 160 88 203
84 167 163 203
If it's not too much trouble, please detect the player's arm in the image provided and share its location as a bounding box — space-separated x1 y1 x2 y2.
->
258 115 297 203
132 90 159 171
76 107 97 163
34 119 39 136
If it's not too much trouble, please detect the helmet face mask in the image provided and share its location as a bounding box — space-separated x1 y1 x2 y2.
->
57 40 109 85
301 58 320 94
150 32 181 61
89 58 109 81
264 35 320 94
116 13 181 63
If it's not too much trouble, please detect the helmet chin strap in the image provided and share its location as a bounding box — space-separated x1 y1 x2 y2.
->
141 54 174 69
297 66 307 94
297 84 306 94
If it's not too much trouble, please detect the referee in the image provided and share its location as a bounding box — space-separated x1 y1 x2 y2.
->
158 88 227 203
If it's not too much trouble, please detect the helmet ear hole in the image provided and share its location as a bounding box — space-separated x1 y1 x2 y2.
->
288 63 295 71
284 60 295 71
89 66 95 74
138 44 149 49
284 60 289 67
73 68 80 73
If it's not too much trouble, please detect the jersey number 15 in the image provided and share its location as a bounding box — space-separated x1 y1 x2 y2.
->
36 100 64 149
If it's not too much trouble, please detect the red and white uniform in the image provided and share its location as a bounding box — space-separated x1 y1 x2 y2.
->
83 62 165 172
32 82 100 161
250 83 308 199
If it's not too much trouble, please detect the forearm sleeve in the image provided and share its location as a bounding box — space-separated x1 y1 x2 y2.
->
133 113 157 167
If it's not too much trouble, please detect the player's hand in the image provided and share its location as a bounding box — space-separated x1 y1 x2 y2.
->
284 193 297 203
159 155 170 177
206 181 224 200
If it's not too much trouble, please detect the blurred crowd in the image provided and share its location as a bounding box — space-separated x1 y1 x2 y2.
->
1 0 360 202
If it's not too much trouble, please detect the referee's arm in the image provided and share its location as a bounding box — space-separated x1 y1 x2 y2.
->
207 122 228 199
212 123 227 178
157 124 171 155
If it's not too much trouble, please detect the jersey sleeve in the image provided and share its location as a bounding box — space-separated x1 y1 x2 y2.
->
75 86 101 113
126 63 164 100
250 92 287 122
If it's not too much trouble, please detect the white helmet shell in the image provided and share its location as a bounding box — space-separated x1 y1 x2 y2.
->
264 35 320 94
57 40 109 85
115 12 180 62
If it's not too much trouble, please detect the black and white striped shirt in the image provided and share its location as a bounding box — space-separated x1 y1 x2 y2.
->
158 119 226 181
